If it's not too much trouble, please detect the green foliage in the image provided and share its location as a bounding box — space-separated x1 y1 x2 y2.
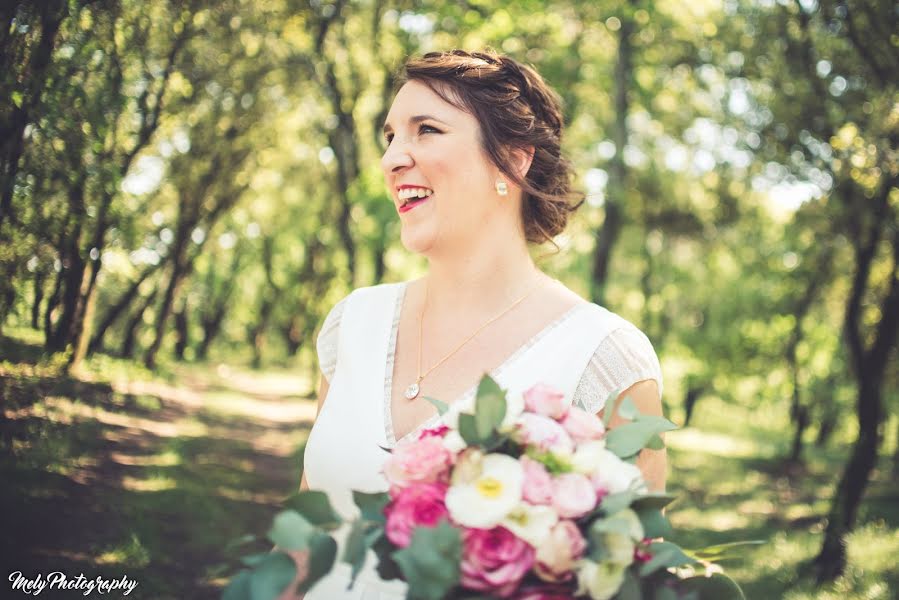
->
606 415 678 459
392 520 461 600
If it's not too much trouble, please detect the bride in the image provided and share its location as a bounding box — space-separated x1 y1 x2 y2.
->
285 49 665 599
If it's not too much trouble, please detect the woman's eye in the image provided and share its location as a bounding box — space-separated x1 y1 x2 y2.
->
419 124 440 135
384 133 394 145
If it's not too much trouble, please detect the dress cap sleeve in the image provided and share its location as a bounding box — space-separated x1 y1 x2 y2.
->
315 296 348 383
572 324 663 414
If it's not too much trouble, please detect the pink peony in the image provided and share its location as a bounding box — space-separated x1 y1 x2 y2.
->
382 436 452 488
418 424 450 439
384 482 449 548
460 526 535 598
514 413 574 454
560 406 605 442
523 384 570 420
551 473 597 519
520 455 554 505
535 520 587 582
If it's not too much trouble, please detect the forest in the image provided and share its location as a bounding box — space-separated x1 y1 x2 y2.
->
0 1 896 599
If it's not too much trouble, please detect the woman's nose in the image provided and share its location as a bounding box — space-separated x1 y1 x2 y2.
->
381 138 414 173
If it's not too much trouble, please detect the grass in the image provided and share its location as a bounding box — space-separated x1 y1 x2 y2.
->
1 328 896 599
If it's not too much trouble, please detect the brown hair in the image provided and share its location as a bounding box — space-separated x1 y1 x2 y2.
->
399 49 583 245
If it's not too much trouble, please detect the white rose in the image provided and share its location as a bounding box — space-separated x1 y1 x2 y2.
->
446 453 523 528
576 560 627 600
589 447 646 495
501 502 558 548
571 440 607 474
441 429 467 453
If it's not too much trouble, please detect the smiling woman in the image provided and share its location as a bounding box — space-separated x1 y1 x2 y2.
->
284 50 665 600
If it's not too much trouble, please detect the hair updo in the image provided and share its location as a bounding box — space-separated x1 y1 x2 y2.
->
399 49 583 246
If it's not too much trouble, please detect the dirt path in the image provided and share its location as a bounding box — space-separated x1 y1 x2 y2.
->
1 362 317 600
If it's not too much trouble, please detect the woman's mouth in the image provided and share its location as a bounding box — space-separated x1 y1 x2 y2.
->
398 187 433 213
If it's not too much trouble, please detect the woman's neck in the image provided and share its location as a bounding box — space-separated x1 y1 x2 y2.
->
422 235 544 319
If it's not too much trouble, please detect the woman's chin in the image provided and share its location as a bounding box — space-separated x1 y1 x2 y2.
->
399 226 436 255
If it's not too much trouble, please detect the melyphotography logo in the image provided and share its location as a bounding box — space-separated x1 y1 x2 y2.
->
8 571 138 596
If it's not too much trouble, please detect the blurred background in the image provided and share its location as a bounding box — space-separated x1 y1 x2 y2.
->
0 0 896 598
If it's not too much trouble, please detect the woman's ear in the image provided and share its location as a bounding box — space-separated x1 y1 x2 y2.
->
510 146 535 181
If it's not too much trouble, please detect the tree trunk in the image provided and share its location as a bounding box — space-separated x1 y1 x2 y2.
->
683 384 703 428
173 304 188 361
121 290 157 359
43 269 63 343
46 203 87 353
789 404 810 464
813 378 884 582
815 183 899 583
197 305 226 361
31 270 47 329
591 9 633 306
0 0 68 228
88 265 158 355
144 257 188 369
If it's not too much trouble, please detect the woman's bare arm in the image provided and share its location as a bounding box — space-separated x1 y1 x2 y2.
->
597 379 667 493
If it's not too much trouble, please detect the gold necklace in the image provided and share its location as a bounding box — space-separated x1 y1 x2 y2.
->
403 279 539 400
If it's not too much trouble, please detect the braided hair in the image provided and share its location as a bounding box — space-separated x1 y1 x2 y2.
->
400 49 583 246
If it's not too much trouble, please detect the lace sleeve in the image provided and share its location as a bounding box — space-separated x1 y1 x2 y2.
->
315 296 348 383
572 325 663 414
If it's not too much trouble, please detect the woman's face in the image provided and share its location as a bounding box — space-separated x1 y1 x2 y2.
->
381 80 505 256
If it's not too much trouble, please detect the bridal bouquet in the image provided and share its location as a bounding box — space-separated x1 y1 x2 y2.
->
225 377 752 600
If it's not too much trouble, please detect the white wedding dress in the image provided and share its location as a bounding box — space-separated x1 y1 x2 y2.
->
302 281 662 599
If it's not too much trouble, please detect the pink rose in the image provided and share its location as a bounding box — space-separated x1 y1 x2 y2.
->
382 436 452 488
384 482 449 548
560 406 605 442
551 473 596 519
523 384 569 420
514 413 574 454
521 455 553 505
535 520 587 582
460 526 535 598
418 424 450 439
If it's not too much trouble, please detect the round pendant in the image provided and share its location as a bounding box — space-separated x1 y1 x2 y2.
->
404 382 420 400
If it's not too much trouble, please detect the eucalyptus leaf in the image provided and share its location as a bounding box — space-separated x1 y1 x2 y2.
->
297 532 338 593
474 375 506 439
248 552 296 600
686 540 765 561
458 412 480 445
240 552 271 568
602 389 621 427
352 490 390 524
267 510 316 552
284 490 343 530
424 396 450 415
646 433 666 450
222 570 251 600
605 418 678 458
636 507 673 539
342 520 379 587
630 493 677 512
617 568 643 600
616 395 639 421
677 573 746 600
597 490 636 515
651 585 680 600
392 520 461 600
639 541 698 576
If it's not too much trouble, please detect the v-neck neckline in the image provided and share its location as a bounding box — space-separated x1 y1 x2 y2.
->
382 281 589 446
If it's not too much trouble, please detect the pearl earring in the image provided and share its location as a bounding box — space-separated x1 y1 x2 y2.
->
495 179 509 196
